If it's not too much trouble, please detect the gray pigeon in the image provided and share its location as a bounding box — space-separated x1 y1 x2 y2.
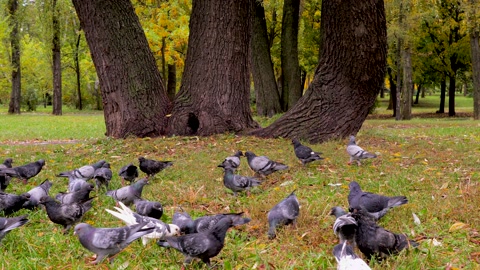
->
244 151 289 177
0 192 31 215
23 179 53 209
333 242 371 270
0 215 28 244
193 212 251 233
55 183 94 204
0 158 13 191
138 157 173 178
330 206 357 246
57 160 106 181
118 163 138 186
292 139 324 166
93 162 112 191
267 191 300 239
172 209 195 234
346 136 377 165
39 196 94 234
348 181 408 220
157 217 234 267
0 159 45 184
134 198 163 220
74 221 155 264
218 161 261 196
67 176 91 192
106 178 148 206
351 208 418 260
218 151 243 171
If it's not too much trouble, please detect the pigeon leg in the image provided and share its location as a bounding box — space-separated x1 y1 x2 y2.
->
23 178 28 185
121 177 125 186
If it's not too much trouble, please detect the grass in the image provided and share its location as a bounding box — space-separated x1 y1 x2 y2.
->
0 100 479 269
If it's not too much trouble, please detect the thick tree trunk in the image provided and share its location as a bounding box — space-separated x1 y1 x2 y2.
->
448 74 456 116
400 47 412 120
437 78 446 113
8 0 21 115
166 63 176 102
52 0 62 115
74 30 82 110
251 0 282 117
472 19 480 119
280 0 302 110
72 0 171 138
251 0 386 143
167 0 259 136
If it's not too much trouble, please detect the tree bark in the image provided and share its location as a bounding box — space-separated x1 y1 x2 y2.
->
166 63 176 102
471 7 480 119
8 0 21 115
414 84 422 104
167 0 259 136
395 1 404 120
251 0 386 143
72 0 171 138
437 78 446 113
251 0 282 117
74 29 82 110
400 47 412 120
448 74 456 116
52 0 62 115
386 66 397 117
280 0 302 111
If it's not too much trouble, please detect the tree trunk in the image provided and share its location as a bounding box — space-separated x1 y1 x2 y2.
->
8 0 21 115
395 1 404 120
437 78 446 113
166 63 176 102
414 84 422 104
448 74 456 116
470 0 480 119
400 47 412 120
74 30 82 110
386 66 397 117
72 0 170 137
251 0 386 143
268 9 277 49
52 0 62 115
280 0 302 111
167 0 259 136
251 0 282 117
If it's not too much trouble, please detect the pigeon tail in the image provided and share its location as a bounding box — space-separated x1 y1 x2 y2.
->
387 196 408 208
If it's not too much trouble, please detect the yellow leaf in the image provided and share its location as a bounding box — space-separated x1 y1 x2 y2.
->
449 222 468 232
440 182 449 189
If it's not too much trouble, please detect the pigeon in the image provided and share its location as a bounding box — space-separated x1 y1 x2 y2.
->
92 162 112 191
192 212 251 233
244 151 289 177
348 181 408 220
0 215 28 244
292 139 324 166
105 201 180 246
333 242 371 270
0 158 13 191
0 192 31 215
67 176 91 193
351 208 418 260
157 217 235 267
0 159 45 184
134 198 163 219
172 209 195 234
57 160 106 181
267 191 300 239
106 178 148 206
138 157 173 178
330 206 357 246
218 151 243 171
74 221 155 264
23 179 53 209
346 136 377 165
55 183 94 204
39 196 94 234
118 163 139 186
218 161 261 196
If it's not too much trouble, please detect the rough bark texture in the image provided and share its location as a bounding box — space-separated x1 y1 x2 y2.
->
8 0 21 114
251 0 282 117
72 0 171 138
74 30 82 110
471 3 480 119
52 0 62 115
251 0 387 143
166 63 176 102
167 0 259 136
280 0 302 111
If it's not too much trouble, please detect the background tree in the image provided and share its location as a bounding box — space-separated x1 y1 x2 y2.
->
252 0 387 143
167 0 259 136
72 0 171 138
8 0 21 114
467 0 480 119
52 0 62 115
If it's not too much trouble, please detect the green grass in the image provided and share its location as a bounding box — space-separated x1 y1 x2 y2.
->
0 108 479 269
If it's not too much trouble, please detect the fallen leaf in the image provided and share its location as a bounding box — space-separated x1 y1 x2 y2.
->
449 222 468 232
412 212 421 225
440 182 449 189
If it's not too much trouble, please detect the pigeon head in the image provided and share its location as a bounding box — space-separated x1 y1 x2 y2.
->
291 139 301 147
166 224 181 237
348 135 356 144
244 151 257 161
3 158 13 167
330 206 348 218
38 196 54 204
73 222 91 235
348 181 362 193
21 193 31 199
138 157 146 163
217 160 236 169
102 163 111 169
38 159 46 166
234 151 244 157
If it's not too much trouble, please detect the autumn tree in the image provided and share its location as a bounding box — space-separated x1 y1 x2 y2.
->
72 0 171 138
8 0 21 114
252 0 386 143
167 0 259 136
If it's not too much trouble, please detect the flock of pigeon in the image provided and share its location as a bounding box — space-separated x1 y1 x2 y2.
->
0 135 417 268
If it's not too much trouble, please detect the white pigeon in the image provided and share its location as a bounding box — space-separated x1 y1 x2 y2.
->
333 242 371 270
105 201 180 246
346 136 377 165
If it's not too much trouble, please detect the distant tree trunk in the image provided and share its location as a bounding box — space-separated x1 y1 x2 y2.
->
280 0 302 110
52 0 62 115
74 29 82 110
167 0 259 136
72 0 171 138
437 78 446 113
387 66 397 117
400 47 412 120
421 86 426 98
470 0 480 119
166 63 176 102
8 0 21 115
251 0 386 143
414 84 422 104
161 37 167 82
380 83 385 98
448 74 456 116
395 1 404 120
251 0 282 117
268 9 277 48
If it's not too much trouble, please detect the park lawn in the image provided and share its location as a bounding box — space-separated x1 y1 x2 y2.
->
0 110 478 269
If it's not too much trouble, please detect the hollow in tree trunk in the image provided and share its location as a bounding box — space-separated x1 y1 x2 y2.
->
251 0 386 143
